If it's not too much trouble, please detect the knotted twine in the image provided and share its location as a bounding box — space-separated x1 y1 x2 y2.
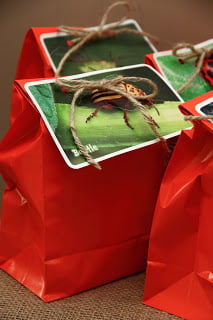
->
55 1 158 77
173 43 213 93
55 1 163 169
56 76 166 170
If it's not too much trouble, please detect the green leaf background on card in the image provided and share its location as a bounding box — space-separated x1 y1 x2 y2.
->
55 101 189 166
29 84 58 131
43 22 155 76
27 65 190 167
155 41 213 101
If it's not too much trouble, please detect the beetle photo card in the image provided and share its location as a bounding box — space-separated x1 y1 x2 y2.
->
24 64 190 169
145 39 213 101
39 19 156 76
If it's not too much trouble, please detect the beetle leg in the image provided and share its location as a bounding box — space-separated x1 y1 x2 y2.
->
123 110 134 129
152 117 160 128
147 103 160 116
152 104 160 116
144 107 160 128
86 106 102 123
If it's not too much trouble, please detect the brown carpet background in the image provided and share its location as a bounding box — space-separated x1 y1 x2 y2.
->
0 270 183 320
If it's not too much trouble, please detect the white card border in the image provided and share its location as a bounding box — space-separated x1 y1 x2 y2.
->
152 38 213 81
40 19 157 73
24 63 185 169
195 96 213 124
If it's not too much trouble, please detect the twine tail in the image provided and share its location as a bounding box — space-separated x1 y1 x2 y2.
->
177 50 206 93
99 1 130 28
173 43 213 93
135 99 169 153
71 89 102 170
184 115 213 121
55 32 93 77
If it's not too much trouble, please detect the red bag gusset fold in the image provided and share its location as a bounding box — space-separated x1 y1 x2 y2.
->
0 79 168 302
142 91 213 320
15 27 57 80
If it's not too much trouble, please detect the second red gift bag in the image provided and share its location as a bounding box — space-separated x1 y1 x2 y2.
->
143 90 213 320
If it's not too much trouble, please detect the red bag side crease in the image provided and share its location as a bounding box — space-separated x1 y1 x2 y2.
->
143 91 213 320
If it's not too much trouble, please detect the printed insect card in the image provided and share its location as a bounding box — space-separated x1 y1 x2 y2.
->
40 19 156 76
146 39 213 102
24 64 190 169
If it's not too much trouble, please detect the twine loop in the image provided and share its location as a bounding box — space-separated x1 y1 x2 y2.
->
55 1 158 77
56 76 167 170
173 43 213 93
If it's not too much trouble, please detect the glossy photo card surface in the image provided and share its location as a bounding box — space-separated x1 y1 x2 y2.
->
25 64 190 169
145 39 213 101
16 19 157 80
40 19 156 76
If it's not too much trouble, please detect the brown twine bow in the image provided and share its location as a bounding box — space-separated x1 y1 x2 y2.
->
55 1 158 77
56 76 167 170
172 43 213 93
184 114 213 121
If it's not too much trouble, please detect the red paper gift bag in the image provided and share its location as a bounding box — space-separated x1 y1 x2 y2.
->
143 91 213 320
0 76 170 302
